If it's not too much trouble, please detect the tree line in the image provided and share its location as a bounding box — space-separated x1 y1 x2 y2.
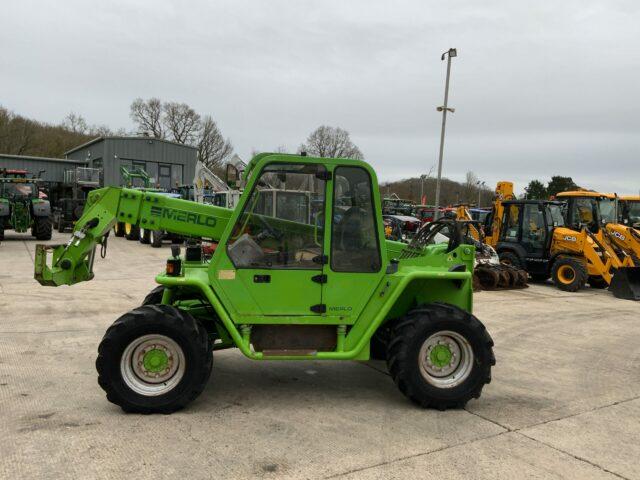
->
524 176 580 199
1 100 364 173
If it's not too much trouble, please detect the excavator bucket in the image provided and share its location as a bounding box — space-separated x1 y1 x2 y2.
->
609 267 640 300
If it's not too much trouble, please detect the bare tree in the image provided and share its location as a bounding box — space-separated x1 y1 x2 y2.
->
63 112 89 134
89 124 113 136
299 126 363 159
163 102 201 144
463 171 479 203
197 115 233 169
130 98 164 138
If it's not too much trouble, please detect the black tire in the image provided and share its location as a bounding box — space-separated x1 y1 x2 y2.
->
529 273 549 282
151 230 163 248
551 256 588 292
96 305 212 414
57 216 66 233
588 275 609 289
139 228 151 245
386 303 495 409
125 224 140 241
370 325 391 361
32 216 52 240
114 222 125 237
0 226 4 241
498 251 523 269
142 286 166 306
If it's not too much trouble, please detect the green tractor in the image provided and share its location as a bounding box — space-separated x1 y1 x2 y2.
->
0 169 52 241
34 154 494 413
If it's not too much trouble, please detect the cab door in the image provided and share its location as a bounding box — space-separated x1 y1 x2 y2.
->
216 162 328 316
322 166 385 319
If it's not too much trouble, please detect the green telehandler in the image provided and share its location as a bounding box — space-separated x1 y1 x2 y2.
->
34 153 494 413
1 169 52 241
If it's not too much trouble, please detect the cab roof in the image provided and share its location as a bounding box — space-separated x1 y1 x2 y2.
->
556 191 615 199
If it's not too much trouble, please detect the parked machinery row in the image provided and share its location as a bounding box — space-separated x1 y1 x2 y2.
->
474 182 640 300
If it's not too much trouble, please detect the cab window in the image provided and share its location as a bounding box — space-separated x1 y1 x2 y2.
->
227 163 325 269
331 166 381 273
502 205 520 241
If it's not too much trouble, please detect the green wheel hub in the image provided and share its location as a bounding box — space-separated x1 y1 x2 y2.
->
143 349 169 373
429 344 453 368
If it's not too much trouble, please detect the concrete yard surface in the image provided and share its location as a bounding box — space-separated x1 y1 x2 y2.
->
1 231 639 480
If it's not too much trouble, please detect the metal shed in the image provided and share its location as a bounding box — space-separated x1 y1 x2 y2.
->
0 154 86 183
65 137 197 190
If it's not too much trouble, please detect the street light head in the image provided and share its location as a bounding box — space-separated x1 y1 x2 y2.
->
441 48 458 60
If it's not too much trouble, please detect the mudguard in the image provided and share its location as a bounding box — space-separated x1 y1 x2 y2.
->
31 200 51 217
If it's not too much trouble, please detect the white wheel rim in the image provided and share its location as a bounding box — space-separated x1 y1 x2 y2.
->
120 334 186 396
418 330 474 389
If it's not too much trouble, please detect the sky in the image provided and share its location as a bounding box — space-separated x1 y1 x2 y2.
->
2 0 639 195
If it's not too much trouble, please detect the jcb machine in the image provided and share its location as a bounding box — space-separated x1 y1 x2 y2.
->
555 191 640 296
0 169 52 241
34 154 495 413
484 183 640 299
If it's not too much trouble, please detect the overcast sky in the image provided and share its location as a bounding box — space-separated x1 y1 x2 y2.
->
2 0 639 194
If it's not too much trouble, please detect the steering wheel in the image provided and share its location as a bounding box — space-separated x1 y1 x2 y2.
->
255 215 283 241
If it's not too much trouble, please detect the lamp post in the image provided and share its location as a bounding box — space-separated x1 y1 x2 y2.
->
476 180 486 207
433 48 457 219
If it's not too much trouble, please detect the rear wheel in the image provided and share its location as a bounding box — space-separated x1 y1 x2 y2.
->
551 256 587 292
96 305 212 413
139 228 151 244
386 303 494 409
125 223 140 241
32 216 52 240
498 251 523 269
114 222 125 237
151 230 163 248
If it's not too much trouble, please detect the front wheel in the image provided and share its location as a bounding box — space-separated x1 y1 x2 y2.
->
124 223 140 241
96 305 212 413
150 230 163 248
551 256 587 292
386 303 495 409
139 228 151 245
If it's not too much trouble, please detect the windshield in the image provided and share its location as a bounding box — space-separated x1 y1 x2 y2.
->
623 201 640 225
1 182 38 198
546 204 565 227
597 198 617 224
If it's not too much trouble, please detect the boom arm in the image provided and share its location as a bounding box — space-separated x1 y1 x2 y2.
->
34 186 232 286
193 161 230 203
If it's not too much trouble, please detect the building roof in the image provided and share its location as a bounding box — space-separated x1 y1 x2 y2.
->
64 136 198 156
0 153 86 164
